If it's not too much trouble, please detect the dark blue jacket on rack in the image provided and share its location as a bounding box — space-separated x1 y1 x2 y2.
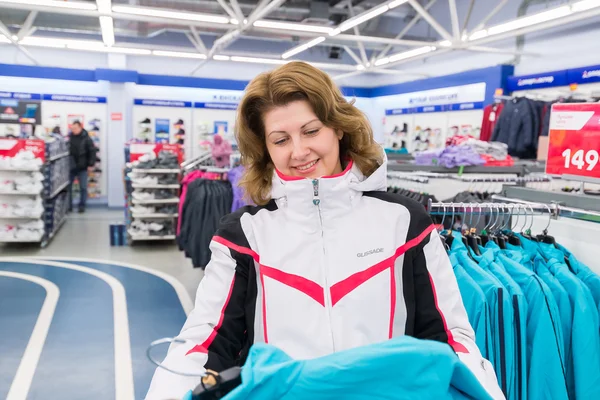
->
557 243 600 319
491 98 538 159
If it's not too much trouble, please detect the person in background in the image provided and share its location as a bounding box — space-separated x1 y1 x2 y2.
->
68 120 96 213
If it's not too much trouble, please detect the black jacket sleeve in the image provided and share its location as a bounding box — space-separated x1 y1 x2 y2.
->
86 136 97 167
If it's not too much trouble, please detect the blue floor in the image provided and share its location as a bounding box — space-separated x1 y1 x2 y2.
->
0 258 188 400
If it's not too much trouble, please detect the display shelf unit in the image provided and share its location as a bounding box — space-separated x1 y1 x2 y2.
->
388 162 545 176
131 198 180 205
0 138 70 246
131 213 179 219
132 184 180 189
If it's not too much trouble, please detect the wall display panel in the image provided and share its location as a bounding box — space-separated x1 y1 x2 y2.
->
446 110 484 140
411 113 448 152
42 96 108 200
383 114 414 151
131 99 193 157
192 103 238 160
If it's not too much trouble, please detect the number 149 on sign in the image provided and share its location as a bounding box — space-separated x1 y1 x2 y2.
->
562 149 599 171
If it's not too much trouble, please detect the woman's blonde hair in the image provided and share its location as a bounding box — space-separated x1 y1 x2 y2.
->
236 61 383 205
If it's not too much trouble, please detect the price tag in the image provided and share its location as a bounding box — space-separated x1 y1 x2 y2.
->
0 138 45 162
546 103 600 181
129 143 183 163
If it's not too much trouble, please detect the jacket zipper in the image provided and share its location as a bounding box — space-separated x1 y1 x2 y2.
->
513 296 523 400
313 179 336 351
498 288 507 397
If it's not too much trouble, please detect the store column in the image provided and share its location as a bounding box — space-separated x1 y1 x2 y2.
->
106 54 130 207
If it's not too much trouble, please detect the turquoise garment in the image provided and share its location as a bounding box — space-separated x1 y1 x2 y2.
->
512 237 572 360
216 336 494 400
495 251 568 400
449 253 492 362
556 243 600 319
475 243 527 400
450 238 511 398
538 242 600 400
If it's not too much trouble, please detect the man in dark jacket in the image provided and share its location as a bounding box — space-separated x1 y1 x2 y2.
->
69 120 96 213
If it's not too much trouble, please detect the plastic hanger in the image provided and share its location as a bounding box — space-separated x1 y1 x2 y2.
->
535 203 556 245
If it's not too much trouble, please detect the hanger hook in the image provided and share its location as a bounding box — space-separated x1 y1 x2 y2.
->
511 204 520 232
527 204 535 233
542 202 552 234
440 203 447 230
474 203 482 233
146 338 207 377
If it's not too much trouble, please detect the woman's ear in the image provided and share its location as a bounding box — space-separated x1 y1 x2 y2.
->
336 130 344 140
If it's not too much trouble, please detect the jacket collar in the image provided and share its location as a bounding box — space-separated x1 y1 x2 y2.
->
269 152 388 224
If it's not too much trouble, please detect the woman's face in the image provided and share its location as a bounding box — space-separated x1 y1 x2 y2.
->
264 100 343 179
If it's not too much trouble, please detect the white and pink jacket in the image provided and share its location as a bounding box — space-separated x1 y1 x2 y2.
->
147 158 504 400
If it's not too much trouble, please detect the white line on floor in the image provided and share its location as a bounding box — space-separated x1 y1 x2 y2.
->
0 258 136 400
0 271 59 400
31 256 194 315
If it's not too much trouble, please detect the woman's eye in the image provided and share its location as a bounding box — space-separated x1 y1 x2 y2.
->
274 138 287 145
305 129 319 135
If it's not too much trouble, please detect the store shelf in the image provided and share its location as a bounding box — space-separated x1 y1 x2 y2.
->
0 236 43 243
48 152 69 162
132 168 180 174
132 184 180 189
387 163 545 175
130 234 176 241
0 214 44 220
500 186 600 212
0 166 42 172
131 213 179 219
132 198 180 205
0 189 43 196
47 180 69 199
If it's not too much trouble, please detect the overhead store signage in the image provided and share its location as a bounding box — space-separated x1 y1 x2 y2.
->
507 71 568 91
567 64 600 85
0 92 42 100
43 94 107 103
546 103 600 182
194 102 238 110
0 138 45 161
380 83 485 109
134 99 192 108
386 102 484 115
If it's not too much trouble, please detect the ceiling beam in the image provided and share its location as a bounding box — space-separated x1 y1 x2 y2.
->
465 45 540 57
0 18 39 65
470 0 509 33
461 0 475 34
343 46 364 65
347 0 369 66
216 0 237 20
407 0 452 41
229 0 245 22
17 11 38 41
377 0 438 59
187 26 208 54
448 0 460 40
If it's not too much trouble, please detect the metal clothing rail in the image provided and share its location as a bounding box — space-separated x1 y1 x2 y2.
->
492 194 600 223
452 175 552 183
180 151 212 171
387 172 429 184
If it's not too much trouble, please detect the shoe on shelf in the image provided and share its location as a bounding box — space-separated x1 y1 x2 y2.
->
132 191 155 201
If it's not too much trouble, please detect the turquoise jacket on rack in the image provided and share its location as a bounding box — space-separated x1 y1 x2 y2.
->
449 253 493 363
450 238 512 399
537 242 600 400
475 243 527 400
189 336 495 400
496 248 568 400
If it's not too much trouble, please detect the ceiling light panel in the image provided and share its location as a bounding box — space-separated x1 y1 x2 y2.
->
153 50 207 59
112 5 231 24
0 0 97 10
331 4 389 36
254 20 333 34
99 16 115 47
487 5 571 36
230 56 287 65
281 36 326 59
96 0 111 14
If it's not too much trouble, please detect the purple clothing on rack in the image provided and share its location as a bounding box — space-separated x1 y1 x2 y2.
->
415 145 484 168
228 165 249 212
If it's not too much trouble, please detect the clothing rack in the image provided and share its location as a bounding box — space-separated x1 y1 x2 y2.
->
452 175 551 184
387 172 429 184
492 194 600 223
181 151 212 172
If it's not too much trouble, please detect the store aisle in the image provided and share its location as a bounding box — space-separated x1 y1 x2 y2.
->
0 208 203 300
0 257 192 400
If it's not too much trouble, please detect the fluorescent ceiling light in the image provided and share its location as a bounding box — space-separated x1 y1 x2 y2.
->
11 35 18 41
254 20 333 34
0 35 10 44
331 4 389 36
468 30 488 40
19 37 94 48
153 50 207 59
0 0 97 10
99 16 115 47
571 0 600 12
388 0 409 8
230 56 286 65
282 36 325 59
376 46 436 66
213 55 230 61
96 0 111 14
438 40 452 47
356 64 365 70
487 5 571 36
112 5 231 24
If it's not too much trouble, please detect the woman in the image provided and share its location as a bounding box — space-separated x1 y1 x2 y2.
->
147 61 503 399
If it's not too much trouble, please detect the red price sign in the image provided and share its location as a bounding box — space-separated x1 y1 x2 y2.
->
0 138 45 162
546 103 600 181
129 143 183 163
